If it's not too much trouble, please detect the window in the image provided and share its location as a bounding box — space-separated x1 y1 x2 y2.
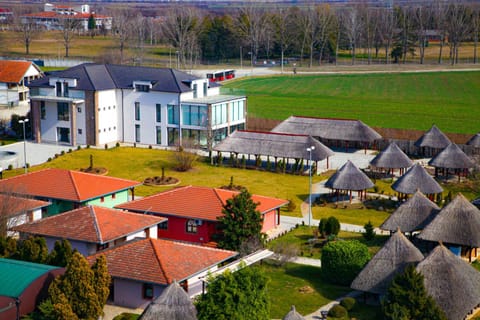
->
167 104 179 125
135 102 140 121
186 219 197 233
96 243 108 251
135 84 150 92
78 128 82 134
135 124 141 143
63 82 69 97
56 81 62 97
143 283 154 299
77 107 81 113
167 127 178 146
100 196 104 203
158 221 168 230
156 104 161 122
182 105 207 126
193 83 198 98
203 82 208 96
57 102 69 121
156 126 162 145
40 101 46 119
112 193 116 199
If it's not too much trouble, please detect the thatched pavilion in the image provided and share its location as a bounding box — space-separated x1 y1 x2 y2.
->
351 231 424 298
418 193 480 262
380 190 440 234
213 130 334 171
467 133 480 155
391 164 443 199
138 281 197 320
414 124 451 157
271 116 382 152
369 142 413 176
325 160 374 203
282 305 305 320
428 143 475 180
417 244 480 320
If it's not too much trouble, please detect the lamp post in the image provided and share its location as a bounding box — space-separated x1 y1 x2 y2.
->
19 118 29 174
307 146 315 226
175 50 180 70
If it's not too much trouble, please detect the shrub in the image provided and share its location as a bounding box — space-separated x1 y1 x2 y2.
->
363 221 376 241
60 150 65 155
286 200 296 212
241 155 246 169
86 145 90 149
328 304 348 318
105 143 108 149
112 313 140 320
47 157 52 162
325 216 340 237
68 148 72 153
340 297 356 311
318 218 328 237
26 163 30 168
322 240 370 285
149 145 152 149
115 142 120 148
7 164 13 170
77 145 81 150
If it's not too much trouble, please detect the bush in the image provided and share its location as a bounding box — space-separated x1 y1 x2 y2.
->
105 143 108 149
318 217 328 237
60 150 65 155
340 297 356 311
115 142 120 148
7 164 12 170
112 313 140 320
47 157 52 162
363 220 376 241
322 240 370 285
77 145 81 150
328 304 348 318
325 216 340 236
286 200 296 212
149 145 152 149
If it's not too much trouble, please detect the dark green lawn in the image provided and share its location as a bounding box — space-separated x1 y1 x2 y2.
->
224 71 480 134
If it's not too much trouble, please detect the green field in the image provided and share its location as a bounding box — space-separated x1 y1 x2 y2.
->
224 71 480 134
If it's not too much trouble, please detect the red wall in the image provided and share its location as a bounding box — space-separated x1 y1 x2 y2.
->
261 209 279 233
158 216 216 244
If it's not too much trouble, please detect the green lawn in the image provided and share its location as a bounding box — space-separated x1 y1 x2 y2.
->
224 71 480 134
312 205 390 228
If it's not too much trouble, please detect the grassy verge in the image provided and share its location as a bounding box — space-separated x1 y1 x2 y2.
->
312 205 390 228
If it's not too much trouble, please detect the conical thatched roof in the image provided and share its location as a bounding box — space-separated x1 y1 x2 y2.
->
391 164 443 195
428 143 475 169
466 133 480 147
417 245 480 320
414 124 451 149
351 231 424 295
325 160 374 191
282 305 305 320
213 130 334 161
418 194 480 247
380 191 440 232
370 142 413 169
138 281 197 320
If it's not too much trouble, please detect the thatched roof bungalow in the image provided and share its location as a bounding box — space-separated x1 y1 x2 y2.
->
351 231 424 296
418 193 480 262
271 116 382 152
138 281 197 320
417 245 480 320
428 143 475 180
414 125 451 156
380 190 440 233
325 160 374 202
391 164 443 198
282 305 305 320
466 133 480 148
369 142 413 175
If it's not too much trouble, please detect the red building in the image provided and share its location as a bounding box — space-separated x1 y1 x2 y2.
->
116 186 288 244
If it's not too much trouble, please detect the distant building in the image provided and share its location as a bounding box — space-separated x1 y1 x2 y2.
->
0 60 43 107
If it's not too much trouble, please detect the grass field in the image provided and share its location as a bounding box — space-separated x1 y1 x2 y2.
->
224 71 480 134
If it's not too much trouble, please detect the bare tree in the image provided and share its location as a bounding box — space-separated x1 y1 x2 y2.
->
316 5 335 66
376 7 395 64
236 5 270 66
272 6 297 73
360 5 379 64
446 3 472 65
411 5 433 64
130 13 147 65
58 16 81 57
472 5 480 64
0 186 30 238
14 8 41 55
341 6 363 65
111 8 135 64
432 1 448 64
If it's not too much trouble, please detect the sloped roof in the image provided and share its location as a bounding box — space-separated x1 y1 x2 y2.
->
0 60 39 83
0 194 49 216
351 231 424 295
0 258 60 298
271 116 382 143
418 194 480 247
86 238 237 285
414 125 451 149
0 168 140 202
12 205 165 244
370 142 413 169
391 164 443 195
213 130 333 161
139 281 197 320
22 11 110 19
417 245 480 320
428 143 475 169
325 160 374 191
466 133 480 147
282 305 305 320
116 186 288 222
380 191 440 232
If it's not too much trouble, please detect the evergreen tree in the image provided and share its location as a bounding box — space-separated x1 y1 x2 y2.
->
92 254 111 308
15 236 48 263
382 265 447 320
0 236 16 257
47 239 74 267
88 14 96 38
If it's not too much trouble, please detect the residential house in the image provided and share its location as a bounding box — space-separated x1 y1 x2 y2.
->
116 185 288 244
28 63 247 148
12 205 166 256
0 60 43 107
0 168 140 216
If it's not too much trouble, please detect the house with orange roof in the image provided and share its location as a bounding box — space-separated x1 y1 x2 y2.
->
0 168 140 216
12 205 166 256
86 237 237 308
0 194 49 237
116 185 288 245
0 60 43 107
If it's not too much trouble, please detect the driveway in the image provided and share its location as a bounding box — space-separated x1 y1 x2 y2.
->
0 141 71 170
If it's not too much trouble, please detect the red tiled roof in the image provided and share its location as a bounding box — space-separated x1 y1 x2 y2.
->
116 186 288 221
0 194 49 216
0 168 140 202
0 60 33 83
22 11 110 19
12 206 165 244
87 238 237 285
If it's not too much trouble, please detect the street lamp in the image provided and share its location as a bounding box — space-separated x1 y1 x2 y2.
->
307 146 315 226
18 118 29 174
175 50 180 70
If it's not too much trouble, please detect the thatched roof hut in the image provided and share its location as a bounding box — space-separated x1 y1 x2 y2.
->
414 125 451 156
418 194 480 249
428 143 475 169
325 160 374 202
351 231 424 295
417 244 480 320
380 191 440 233
282 305 305 320
391 164 443 196
369 142 413 172
138 281 197 320
466 133 480 147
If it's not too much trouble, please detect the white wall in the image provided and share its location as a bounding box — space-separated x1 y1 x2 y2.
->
97 90 119 145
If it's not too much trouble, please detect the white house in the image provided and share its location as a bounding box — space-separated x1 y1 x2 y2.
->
28 64 247 148
0 60 43 107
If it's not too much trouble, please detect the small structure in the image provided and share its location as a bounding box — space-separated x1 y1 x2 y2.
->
428 143 475 180
369 142 413 176
380 191 440 234
0 194 49 237
417 244 480 320
414 124 451 157
213 130 334 171
466 133 480 155
418 194 480 262
282 305 305 320
325 160 374 203
391 164 443 199
0 60 43 107
351 231 424 296
138 281 197 320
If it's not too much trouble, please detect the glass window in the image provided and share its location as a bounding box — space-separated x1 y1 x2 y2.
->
156 126 162 145
158 221 168 230
57 102 69 121
143 283 154 299
238 100 245 120
167 104 179 125
135 124 140 143
156 104 161 122
203 82 208 96
193 83 198 98
167 127 178 146
135 102 140 121
186 219 197 233
136 84 149 92
56 81 61 97
40 101 46 119
182 105 192 126
63 82 69 97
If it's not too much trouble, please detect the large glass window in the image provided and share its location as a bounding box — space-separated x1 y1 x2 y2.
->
167 127 179 146
186 219 197 233
182 105 207 126
56 82 62 97
143 283 154 299
203 82 208 96
156 126 162 145
40 101 46 119
135 124 140 142
57 102 69 121
167 104 179 125
63 82 69 97
193 83 198 98
156 104 161 123
135 102 140 121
